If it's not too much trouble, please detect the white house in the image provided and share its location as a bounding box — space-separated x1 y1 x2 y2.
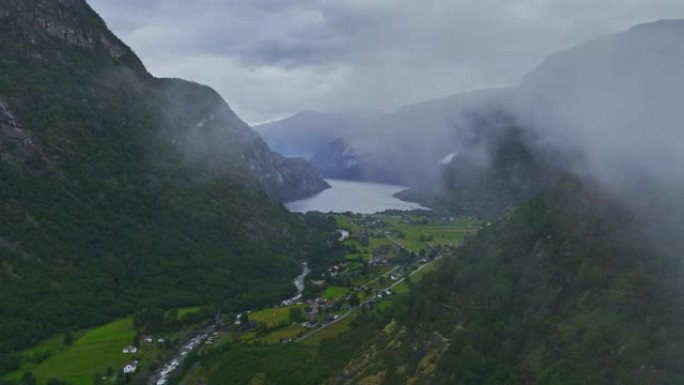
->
123 361 138 373
122 345 137 354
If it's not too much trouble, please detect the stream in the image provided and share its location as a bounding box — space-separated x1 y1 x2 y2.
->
282 262 311 306
150 262 312 384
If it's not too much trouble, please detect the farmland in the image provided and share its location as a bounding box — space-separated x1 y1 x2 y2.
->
5 318 137 385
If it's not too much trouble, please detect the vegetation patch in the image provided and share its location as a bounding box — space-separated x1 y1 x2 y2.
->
6 318 136 385
321 286 349 300
250 305 303 328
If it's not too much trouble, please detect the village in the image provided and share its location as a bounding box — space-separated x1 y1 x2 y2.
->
3 212 479 385
214 213 478 346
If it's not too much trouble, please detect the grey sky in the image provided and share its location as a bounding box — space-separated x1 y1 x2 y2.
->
87 0 684 125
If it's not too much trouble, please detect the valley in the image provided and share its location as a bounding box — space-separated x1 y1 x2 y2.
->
2 212 479 385
1 1 684 384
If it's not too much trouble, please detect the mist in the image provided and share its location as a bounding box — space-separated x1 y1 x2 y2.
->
513 20 684 248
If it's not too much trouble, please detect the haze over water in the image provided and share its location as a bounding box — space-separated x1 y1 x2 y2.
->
285 179 429 214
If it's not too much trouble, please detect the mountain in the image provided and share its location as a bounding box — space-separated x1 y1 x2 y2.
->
256 89 511 185
330 177 684 384
304 95 511 185
399 20 684 220
515 19 684 213
254 111 378 159
149 19 684 385
328 19 684 385
0 0 334 361
396 123 566 219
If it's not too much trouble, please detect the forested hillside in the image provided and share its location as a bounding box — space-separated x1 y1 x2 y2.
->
331 177 684 384
0 0 336 371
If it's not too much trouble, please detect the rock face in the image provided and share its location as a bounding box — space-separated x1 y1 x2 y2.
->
0 100 28 151
0 0 142 68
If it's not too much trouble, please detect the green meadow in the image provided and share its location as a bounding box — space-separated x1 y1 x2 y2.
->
249 305 304 328
6 318 137 385
321 286 349 300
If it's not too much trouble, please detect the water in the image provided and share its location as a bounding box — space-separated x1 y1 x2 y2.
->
285 179 429 214
281 262 311 306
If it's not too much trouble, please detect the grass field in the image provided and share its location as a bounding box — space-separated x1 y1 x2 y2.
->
5 318 138 385
178 306 201 318
322 286 350 300
334 215 361 232
258 326 306 344
250 305 303 328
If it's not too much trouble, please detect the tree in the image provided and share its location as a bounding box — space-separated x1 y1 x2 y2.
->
20 372 36 385
93 371 105 385
289 307 305 323
348 294 360 307
132 332 140 348
63 330 74 345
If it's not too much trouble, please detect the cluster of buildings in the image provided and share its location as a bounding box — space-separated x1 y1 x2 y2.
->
120 335 166 374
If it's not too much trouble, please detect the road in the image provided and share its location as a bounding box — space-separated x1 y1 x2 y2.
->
385 233 406 249
295 258 436 343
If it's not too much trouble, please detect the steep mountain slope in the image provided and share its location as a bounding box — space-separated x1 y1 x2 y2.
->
0 0 332 362
398 20 684 219
396 122 566 219
330 177 684 385
515 19 684 221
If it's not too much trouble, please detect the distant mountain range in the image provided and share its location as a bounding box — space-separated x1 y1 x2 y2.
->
254 110 380 159
259 19 684 220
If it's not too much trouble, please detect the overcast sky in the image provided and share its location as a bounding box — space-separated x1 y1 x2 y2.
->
87 0 684 125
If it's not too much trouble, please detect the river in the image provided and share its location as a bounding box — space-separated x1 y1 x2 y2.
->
281 262 311 306
285 179 429 214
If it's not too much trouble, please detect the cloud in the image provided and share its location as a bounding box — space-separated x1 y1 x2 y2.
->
87 0 684 124
512 20 684 248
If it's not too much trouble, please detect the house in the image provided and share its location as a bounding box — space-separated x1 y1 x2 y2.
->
123 361 138 373
157 338 165 344
141 335 154 344
122 345 137 354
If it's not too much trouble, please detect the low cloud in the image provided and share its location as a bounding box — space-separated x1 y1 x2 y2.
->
513 20 684 248
88 0 684 124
